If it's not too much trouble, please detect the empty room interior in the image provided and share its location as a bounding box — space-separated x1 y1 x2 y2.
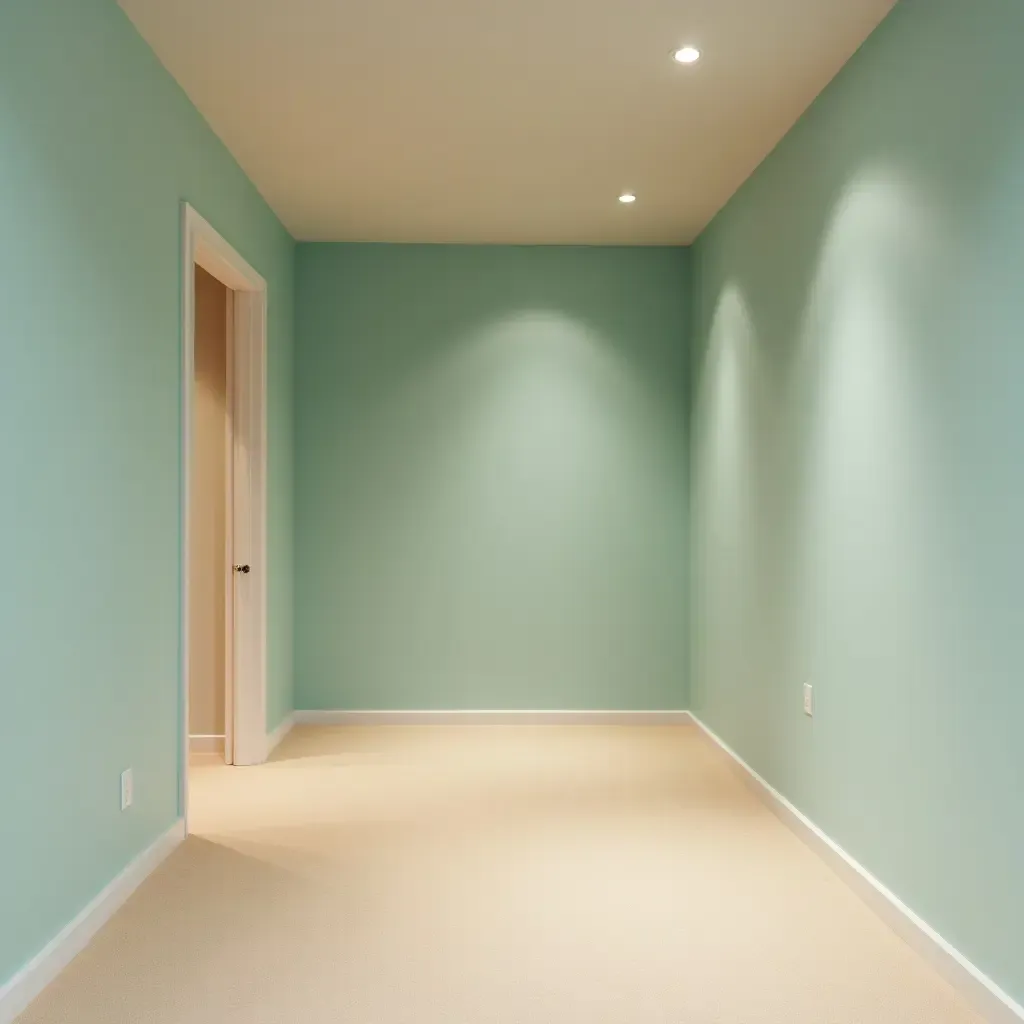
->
3 0 1024 1021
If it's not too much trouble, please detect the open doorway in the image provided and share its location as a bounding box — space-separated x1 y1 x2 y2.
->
189 265 233 765
181 204 268 830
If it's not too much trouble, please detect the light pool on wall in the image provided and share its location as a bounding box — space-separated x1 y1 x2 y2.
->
295 243 691 714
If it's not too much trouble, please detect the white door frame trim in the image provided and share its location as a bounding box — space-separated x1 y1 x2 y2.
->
181 203 269 827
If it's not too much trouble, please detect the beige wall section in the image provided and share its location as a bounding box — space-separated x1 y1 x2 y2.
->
189 265 229 739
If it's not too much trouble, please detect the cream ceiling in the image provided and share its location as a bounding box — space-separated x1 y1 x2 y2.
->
119 0 896 244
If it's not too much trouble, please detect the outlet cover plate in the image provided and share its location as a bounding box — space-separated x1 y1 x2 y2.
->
120 768 133 810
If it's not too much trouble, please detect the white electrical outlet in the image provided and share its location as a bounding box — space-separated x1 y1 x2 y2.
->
803 683 814 717
120 768 133 811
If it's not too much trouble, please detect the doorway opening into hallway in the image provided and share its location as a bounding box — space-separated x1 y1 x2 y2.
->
188 262 233 766
181 204 269 829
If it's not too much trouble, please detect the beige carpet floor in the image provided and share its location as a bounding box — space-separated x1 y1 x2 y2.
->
18 724 983 1023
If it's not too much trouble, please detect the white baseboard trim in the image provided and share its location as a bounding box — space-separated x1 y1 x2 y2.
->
688 712 1024 1024
188 734 225 754
292 709 692 726
265 712 295 758
0 818 185 1024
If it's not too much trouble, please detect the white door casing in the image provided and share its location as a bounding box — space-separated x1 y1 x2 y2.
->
181 204 269 826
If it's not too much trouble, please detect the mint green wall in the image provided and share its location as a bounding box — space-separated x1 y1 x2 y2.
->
296 244 689 711
691 0 1024 1005
0 0 293 991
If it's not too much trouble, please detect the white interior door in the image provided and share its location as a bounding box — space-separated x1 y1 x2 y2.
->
223 289 235 766
230 288 268 766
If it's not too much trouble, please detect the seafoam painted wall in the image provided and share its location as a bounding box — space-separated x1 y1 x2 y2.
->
295 244 690 711
0 0 293 992
691 0 1024 1006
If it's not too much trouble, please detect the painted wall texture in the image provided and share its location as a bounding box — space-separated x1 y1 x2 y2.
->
0 0 293 991
691 0 1024 1006
295 244 690 711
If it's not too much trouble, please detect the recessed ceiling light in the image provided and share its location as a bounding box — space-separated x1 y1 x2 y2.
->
618 192 636 204
673 46 701 64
